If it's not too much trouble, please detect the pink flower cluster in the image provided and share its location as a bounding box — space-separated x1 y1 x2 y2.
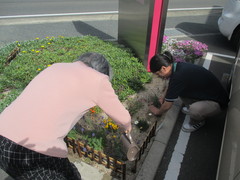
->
162 36 208 63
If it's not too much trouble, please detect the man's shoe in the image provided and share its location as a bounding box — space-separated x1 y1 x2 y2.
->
182 121 205 132
182 106 190 115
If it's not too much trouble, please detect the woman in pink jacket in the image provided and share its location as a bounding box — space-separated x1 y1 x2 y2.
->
0 52 132 179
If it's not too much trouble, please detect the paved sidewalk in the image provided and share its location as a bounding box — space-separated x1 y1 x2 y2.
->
135 100 182 180
73 161 111 180
0 169 14 180
0 161 110 180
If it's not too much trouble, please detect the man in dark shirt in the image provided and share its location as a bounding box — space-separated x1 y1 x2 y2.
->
148 51 229 132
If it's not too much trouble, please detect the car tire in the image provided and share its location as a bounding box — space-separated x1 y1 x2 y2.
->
231 25 240 50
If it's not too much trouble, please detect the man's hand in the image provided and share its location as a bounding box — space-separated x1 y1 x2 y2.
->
149 101 173 116
149 104 160 116
159 96 165 105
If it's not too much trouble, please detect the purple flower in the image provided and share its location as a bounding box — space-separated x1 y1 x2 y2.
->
174 57 185 62
162 38 208 63
92 133 95 137
83 147 87 152
194 50 203 56
81 127 84 133
163 35 168 43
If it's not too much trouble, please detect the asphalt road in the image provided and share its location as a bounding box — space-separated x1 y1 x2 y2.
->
0 9 232 50
0 0 118 16
154 107 228 180
0 0 226 17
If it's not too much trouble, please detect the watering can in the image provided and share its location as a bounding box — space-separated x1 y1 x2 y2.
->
120 131 140 161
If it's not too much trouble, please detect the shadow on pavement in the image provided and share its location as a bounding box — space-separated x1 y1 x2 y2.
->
72 21 115 40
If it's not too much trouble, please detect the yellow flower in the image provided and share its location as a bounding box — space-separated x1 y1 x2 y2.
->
113 125 119 130
48 43 51 45
35 51 40 53
37 68 41 71
35 37 40 40
41 45 45 48
47 65 51 67
31 49 35 52
17 44 21 47
46 36 49 39
112 135 116 138
22 51 27 53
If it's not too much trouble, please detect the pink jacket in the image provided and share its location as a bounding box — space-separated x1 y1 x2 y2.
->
0 62 131 158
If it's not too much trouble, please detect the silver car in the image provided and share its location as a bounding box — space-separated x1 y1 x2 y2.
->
218 0 240 49
216 45 240 179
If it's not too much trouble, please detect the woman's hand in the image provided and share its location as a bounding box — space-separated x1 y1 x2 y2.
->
124 125 132 134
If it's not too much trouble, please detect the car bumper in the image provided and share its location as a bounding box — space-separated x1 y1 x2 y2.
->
218 15 234 40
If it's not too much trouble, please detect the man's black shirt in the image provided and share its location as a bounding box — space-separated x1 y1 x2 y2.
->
165 62 229 108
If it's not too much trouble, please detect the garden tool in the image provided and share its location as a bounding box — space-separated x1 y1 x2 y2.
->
120 131 140 161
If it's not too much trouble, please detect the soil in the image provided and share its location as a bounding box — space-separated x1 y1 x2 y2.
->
123 74 167 140
68 75 167 179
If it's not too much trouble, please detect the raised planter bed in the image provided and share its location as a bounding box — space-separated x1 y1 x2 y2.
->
65 120 157 180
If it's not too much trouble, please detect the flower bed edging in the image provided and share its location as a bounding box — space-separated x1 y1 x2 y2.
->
65 120 157 180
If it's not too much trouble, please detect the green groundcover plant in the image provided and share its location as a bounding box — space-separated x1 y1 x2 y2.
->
0 36 151 113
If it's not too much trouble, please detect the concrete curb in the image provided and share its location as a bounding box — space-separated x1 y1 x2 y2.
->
0 14 119 26
135 100 182 180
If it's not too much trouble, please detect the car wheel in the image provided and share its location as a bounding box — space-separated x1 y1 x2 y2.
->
231 25 240 50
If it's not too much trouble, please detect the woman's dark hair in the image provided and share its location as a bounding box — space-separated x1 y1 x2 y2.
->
150 51 174 73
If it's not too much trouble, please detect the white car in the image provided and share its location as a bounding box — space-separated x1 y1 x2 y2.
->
216 41 240 180
218 0 240 49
